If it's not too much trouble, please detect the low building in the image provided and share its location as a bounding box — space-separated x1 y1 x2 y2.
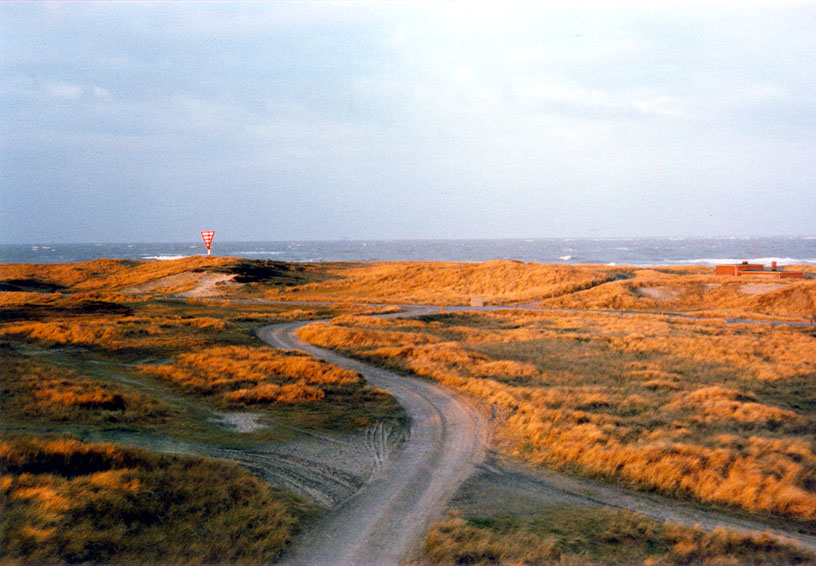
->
714 261 803 279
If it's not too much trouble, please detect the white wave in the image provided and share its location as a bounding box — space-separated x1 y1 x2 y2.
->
141 255 187 261
559 255 572 260
751 257 815 265
237 251 283 255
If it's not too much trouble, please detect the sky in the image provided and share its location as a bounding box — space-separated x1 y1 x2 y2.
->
1 2 815 243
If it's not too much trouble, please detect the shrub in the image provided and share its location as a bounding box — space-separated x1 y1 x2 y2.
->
298 310 816 521
0 436 314 564
141 345 359 407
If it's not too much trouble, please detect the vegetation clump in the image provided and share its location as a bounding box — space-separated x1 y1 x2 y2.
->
1 352 172 429
299 309 816 522
265 260 615 306
424 508 815 565
140 345 360 405
0 436 315 564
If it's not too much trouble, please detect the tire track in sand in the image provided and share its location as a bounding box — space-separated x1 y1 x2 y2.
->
257 315 816 563
255 322 488 566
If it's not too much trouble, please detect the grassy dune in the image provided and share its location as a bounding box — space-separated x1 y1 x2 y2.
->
0 256 338 296
0 436 315 564
539 266 816 320
0 276 405 433
257 260 815 319
1 352 174 431
298 310 816 523
5 255 811 317
424 508 815 566
264 260 620 306
139 344 400 429
2 257 814 562
0 258 404 563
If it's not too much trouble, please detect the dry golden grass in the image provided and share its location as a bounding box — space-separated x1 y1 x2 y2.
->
0 256 350 301
424 508 815 566
268 260 615 305
1 319 125 346
667 386 799 425
298 322 439 348
3 258 813 521
0 352 172 427
4 257 810 317
0 261 412 562
0 293 257 357
0 436 314 564
0 281 405 432
299 310 816 522
245 260 816 318
0 256 235 293
542 267 816 320
140 345 360 407
0 291 60 306
0 314 225 349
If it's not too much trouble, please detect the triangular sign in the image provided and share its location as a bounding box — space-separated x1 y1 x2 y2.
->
200 231 215 254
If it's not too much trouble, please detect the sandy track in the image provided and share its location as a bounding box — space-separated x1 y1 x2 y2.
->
257 315 816 562
256 322 488 566
457 455 816 555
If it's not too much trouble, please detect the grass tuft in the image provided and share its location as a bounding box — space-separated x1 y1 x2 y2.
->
424 507 815 565
0 436 316 564
299 310 816 522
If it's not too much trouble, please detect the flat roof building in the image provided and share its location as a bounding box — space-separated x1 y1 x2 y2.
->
714 261 803 279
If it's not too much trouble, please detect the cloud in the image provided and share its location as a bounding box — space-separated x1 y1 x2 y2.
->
92 86 110 99
45 81 83 99
2 2 815 242
512 82 688 118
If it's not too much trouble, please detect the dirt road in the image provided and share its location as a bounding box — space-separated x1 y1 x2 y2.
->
256 315 816 563
256 322 488 565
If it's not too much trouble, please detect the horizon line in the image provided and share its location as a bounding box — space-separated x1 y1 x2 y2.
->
3 235 815 246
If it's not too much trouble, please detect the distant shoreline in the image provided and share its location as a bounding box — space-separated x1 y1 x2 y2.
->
2 237 815 266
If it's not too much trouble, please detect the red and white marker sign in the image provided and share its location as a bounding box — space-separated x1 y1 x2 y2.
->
200 231 215 256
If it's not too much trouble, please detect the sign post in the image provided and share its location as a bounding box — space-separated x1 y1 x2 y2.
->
200 231 215 257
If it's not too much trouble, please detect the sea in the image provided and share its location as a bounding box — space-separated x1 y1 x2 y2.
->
1 237 814 267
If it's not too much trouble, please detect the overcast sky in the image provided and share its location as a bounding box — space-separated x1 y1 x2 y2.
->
1 2 815 243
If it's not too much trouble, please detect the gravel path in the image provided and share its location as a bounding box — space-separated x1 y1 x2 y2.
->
256 315 816 563
256 322 488 566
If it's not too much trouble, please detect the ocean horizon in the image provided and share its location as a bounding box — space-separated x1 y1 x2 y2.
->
1 237 814 267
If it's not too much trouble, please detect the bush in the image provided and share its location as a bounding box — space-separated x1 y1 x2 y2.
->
0 436 314 564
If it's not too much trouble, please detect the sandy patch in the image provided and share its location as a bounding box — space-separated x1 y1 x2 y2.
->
123 272 237 297
180 273 238 297
639 286 680 301
738 282 786 296
211 412 265 433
